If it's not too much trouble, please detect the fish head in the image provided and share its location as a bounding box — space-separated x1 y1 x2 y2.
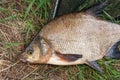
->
20 35 52 64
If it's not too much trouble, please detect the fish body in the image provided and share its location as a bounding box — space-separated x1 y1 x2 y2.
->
20 2 120 72
39 12 120 65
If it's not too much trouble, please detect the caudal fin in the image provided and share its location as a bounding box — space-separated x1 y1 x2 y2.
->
106 41 120 59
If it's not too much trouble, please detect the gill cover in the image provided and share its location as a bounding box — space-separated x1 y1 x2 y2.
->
39 37 51 56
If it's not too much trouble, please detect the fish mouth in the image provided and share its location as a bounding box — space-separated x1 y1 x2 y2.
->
20 58 27 63
19 55 27 63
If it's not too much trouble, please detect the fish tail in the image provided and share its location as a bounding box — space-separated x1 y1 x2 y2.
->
105 41 120 59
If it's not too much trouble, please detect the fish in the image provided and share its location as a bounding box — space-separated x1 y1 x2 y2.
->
20 2 120 73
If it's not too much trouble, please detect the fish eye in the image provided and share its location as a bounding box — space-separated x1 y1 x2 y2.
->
27 50 33 55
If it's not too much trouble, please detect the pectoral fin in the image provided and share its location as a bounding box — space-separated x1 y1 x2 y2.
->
55 51 82 62
86 61 103 73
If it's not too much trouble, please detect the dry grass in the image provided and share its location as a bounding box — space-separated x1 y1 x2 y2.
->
0 16 38 79
0 1 40 79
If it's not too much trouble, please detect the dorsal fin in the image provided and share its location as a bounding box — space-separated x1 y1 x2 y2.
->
86 1 107 16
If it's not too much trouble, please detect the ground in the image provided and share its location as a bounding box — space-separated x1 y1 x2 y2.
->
0 0 120 80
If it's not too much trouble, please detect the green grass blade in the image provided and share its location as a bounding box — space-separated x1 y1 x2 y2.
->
0 15 17 22
25 22 33 44
24 0 35 20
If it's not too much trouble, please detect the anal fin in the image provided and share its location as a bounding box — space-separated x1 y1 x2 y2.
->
86 61 103 73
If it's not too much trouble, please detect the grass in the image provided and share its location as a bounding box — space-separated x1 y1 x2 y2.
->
0 0 120 80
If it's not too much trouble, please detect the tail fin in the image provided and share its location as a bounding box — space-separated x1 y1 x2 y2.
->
106 41 120 59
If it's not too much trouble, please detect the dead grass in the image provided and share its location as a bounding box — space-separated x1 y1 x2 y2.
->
0 1 38 79
0 15 38 79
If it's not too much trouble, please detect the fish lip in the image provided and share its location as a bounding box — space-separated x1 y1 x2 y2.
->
20 58 27 63
19 55 27 63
